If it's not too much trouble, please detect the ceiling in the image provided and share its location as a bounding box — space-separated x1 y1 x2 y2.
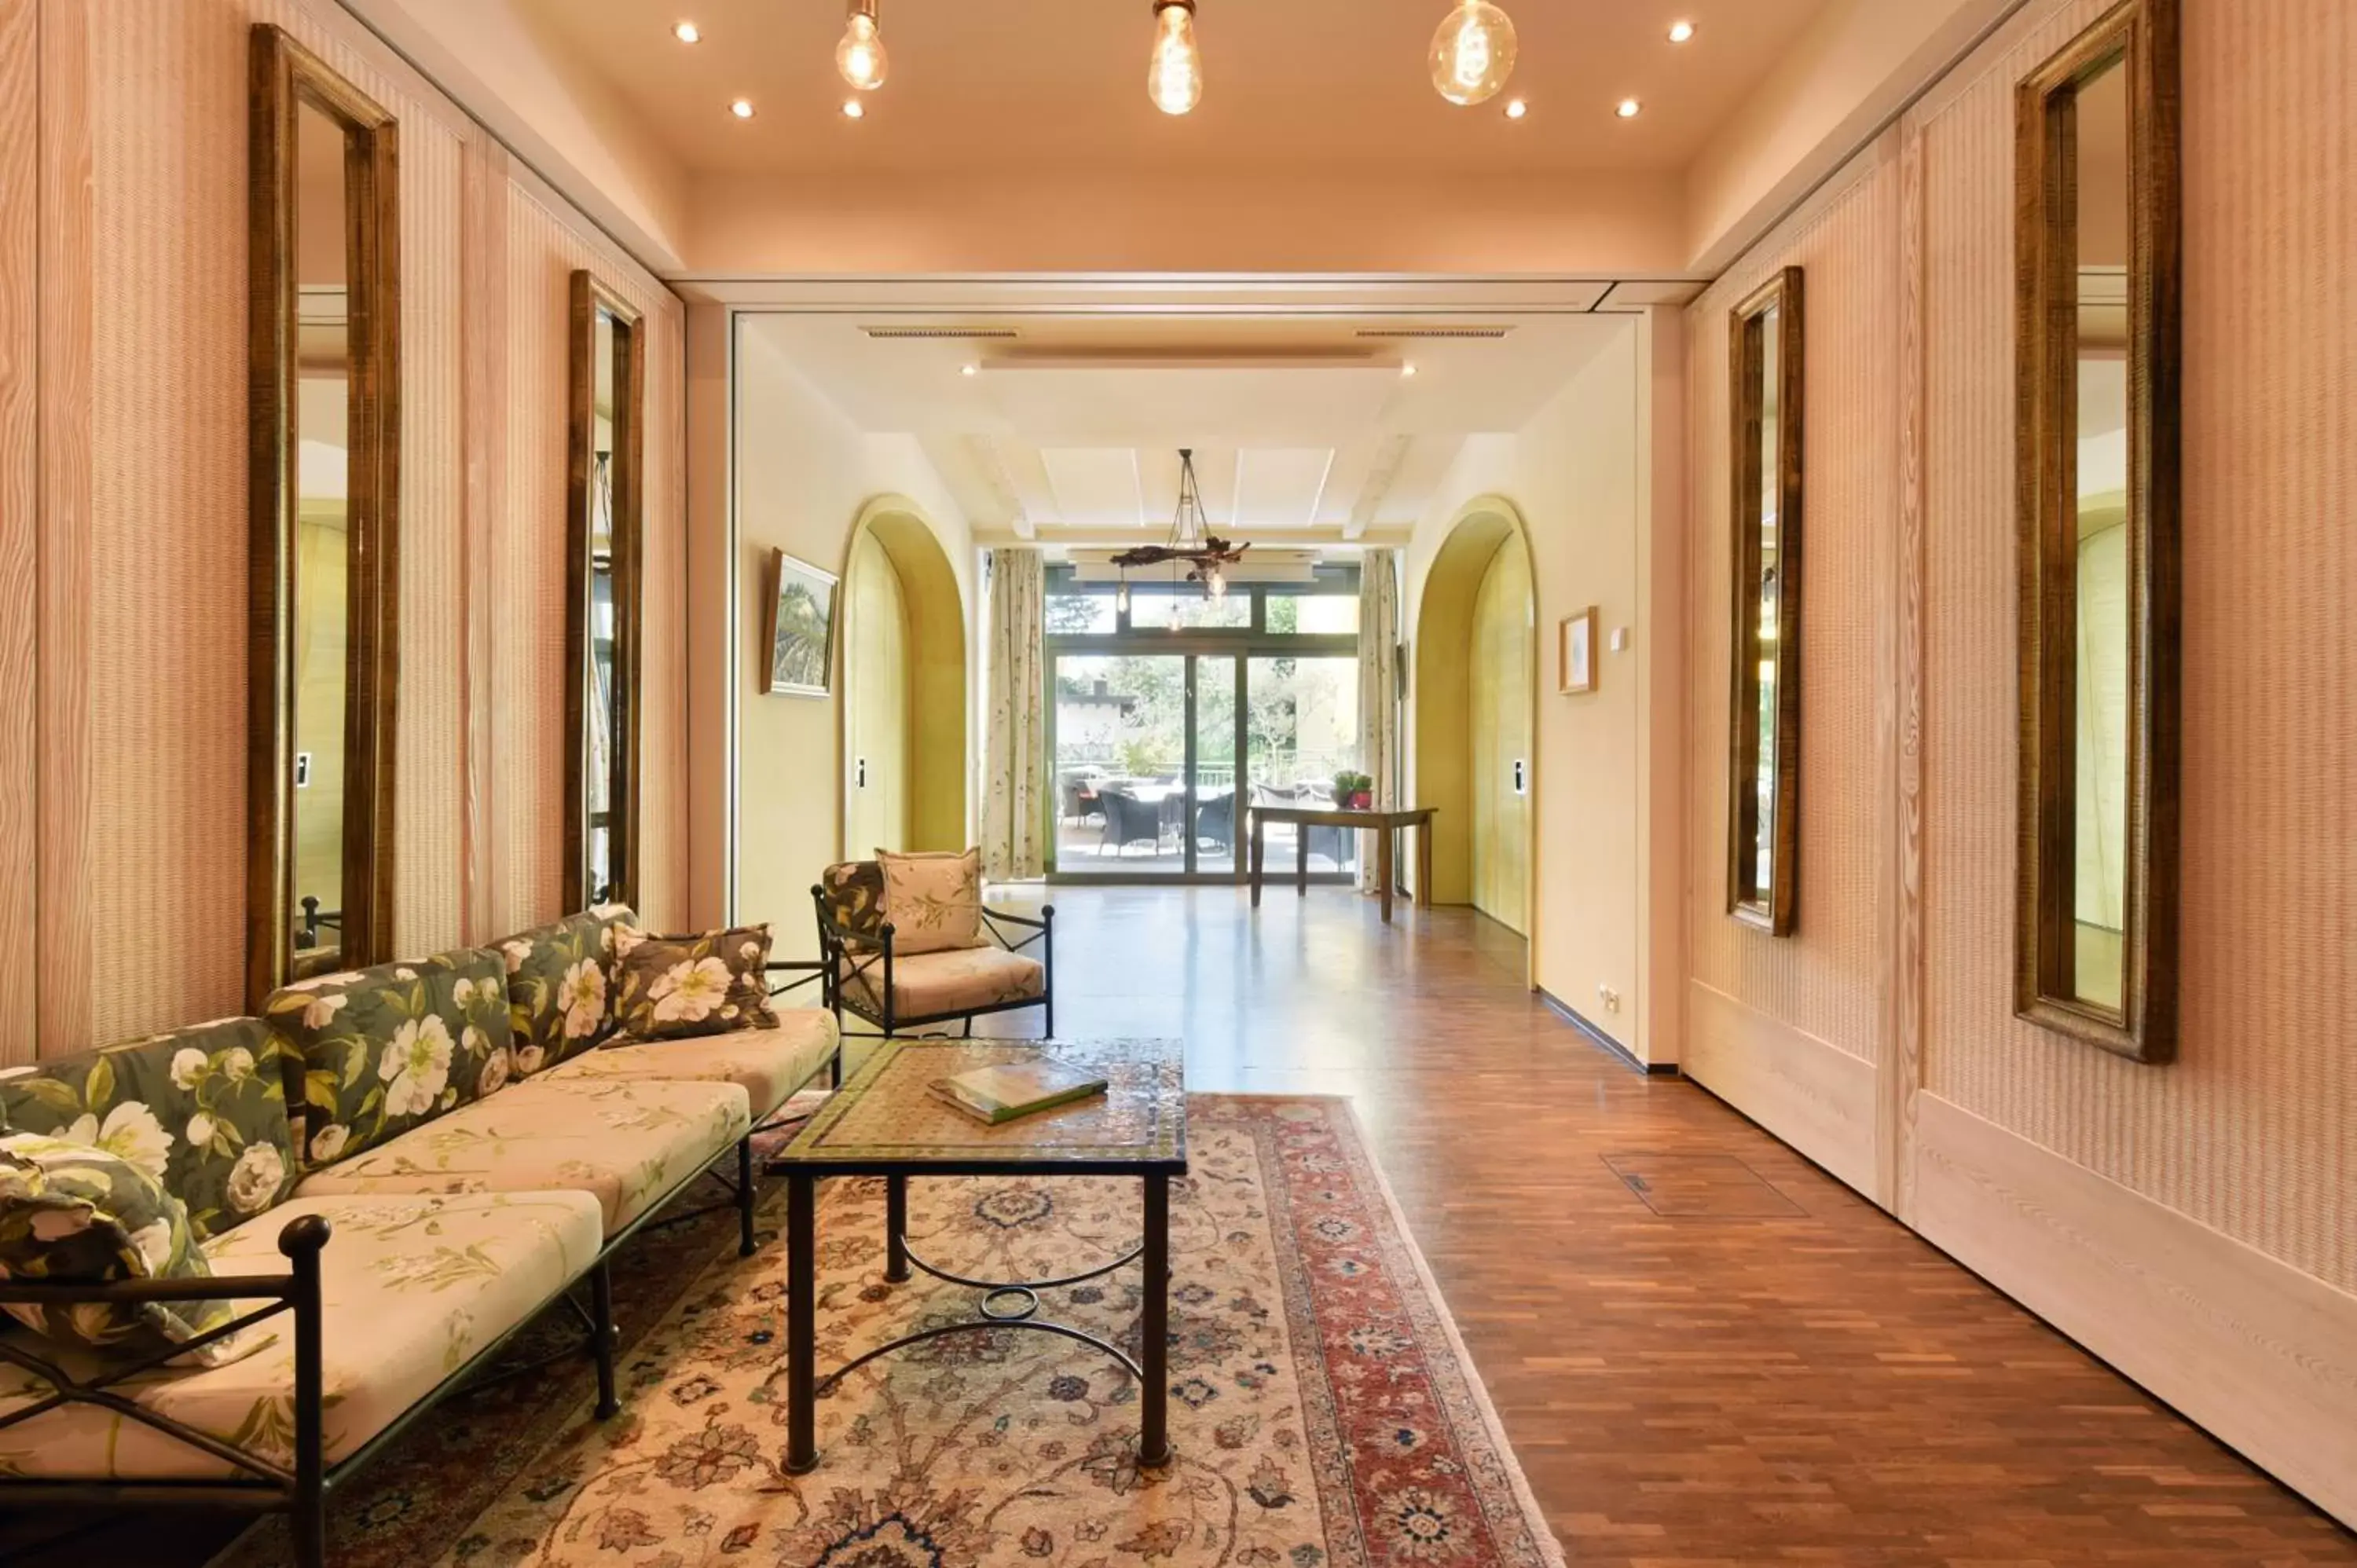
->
740 308 1629 542
522 0 1831 178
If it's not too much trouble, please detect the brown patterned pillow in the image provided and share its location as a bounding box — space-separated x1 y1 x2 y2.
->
877 848 983 955
819 861 885 951
610 925 780 1042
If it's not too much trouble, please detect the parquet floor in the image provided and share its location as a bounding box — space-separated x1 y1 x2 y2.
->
7 885 2352 1564
977 885 2355 1566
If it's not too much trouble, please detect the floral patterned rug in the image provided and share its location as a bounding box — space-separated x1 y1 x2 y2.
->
223 1096 1563 1568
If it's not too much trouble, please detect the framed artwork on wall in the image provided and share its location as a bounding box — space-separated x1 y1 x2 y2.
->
1558 606 1598 695
761 548 839 698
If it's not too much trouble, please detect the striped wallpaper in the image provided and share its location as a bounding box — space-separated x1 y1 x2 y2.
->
0 0 688 1061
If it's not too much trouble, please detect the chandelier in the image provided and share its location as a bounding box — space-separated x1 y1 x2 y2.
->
1113 449 1248 609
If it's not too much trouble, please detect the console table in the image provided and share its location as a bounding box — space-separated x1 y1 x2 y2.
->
1247 804 1437 924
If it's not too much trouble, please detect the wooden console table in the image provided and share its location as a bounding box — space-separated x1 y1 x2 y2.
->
1248 804 1437 925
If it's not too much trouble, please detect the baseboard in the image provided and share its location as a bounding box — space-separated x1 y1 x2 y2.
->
1537 989 1677 1075
1911 1093 2357 1532
1683 981 1879 1200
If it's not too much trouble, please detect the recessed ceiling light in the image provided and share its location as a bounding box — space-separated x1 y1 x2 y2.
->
1505 97 1529 119
1615 97 1642 119
728 97 755 119
673 20 701 43
841 99 865 119
1401 363 1419 378
960 364 979 377
1668 20 1695 43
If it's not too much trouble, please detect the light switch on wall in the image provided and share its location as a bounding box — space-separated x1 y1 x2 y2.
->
1610 627 1630 653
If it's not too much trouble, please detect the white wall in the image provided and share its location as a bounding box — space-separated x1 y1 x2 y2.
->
1404 314 1683 1064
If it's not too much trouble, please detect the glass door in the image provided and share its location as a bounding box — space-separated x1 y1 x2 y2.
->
1192 655 1238 875
1053 654 1186 877
1248 654 1362 877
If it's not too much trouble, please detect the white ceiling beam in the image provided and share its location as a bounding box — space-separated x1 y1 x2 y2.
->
1346 435 1412 540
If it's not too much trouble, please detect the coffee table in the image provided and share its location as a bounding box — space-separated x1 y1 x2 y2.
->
766 1039 1187 1474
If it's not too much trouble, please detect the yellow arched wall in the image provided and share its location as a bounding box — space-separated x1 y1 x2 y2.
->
838 500 968 856
1415 501 1538 932
1470 537 1534 932
843 529 910 852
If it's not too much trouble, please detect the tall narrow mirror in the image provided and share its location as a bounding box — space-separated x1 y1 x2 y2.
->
2016 0 2179 1061
248 26 400 1006
1726 267 1804 935
566 272 643 910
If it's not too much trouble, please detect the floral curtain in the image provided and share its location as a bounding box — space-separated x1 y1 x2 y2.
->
1355 551 1402 895
981 548 1048 881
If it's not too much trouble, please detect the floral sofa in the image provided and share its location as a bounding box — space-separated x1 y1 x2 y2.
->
0 907 838 1568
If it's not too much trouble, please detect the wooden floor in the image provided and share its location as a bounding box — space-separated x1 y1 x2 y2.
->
8 885 2352 1565
984 885 2355 1565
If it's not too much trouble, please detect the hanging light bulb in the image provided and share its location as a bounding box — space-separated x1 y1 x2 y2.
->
836 0 887 92
1116 574 1131 614
1429 0 1518 106
1147 0 1204 116
1207 568 1228 602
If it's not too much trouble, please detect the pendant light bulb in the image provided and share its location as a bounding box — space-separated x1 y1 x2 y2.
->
1208 569 1227 602
1148 1 1204 116
836 1 887 92
1116 577 1131 614
1429 0 1518 106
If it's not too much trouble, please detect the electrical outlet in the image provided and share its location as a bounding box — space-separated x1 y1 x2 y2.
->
1596 984 1622 1013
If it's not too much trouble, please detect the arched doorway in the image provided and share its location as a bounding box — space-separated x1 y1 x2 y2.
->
1416 499 1536 936
840 499 967 857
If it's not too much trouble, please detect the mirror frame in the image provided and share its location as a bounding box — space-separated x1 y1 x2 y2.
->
1725 266 1805 936
246 24 401 1007
564 270 644 911
2014 0 2180 1062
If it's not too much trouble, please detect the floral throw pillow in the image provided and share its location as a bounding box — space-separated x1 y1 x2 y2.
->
265 948 515 1171
610 925 780 1042
495 905 640 1076
876 848 984 955
0 1133 260 1366
818 862 886 951
0 1017 300 1242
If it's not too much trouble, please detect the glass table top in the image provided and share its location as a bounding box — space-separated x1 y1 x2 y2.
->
772 1039 1186 1171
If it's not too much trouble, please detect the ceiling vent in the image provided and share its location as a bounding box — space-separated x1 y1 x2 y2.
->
1354 327 1512 340
861 326 1021 340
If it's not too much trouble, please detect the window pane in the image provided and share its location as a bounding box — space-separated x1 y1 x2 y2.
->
1130 591 1250 630
1264 592 1359 636
1247 655 1361 874
1045 591 1117 636
1055 655 1186 876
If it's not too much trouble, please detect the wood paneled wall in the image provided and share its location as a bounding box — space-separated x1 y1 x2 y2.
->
0 0 687 1064
1683 0 2357 1529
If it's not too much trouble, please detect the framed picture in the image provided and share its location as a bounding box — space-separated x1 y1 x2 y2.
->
760 549 838 698
1559 606 1599 695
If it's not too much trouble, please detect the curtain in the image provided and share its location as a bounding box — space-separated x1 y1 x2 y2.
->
981 548 1048 881
1355 551 1402 894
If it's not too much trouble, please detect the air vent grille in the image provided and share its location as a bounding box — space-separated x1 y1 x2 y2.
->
861 327 1021 340
1354 327 1512 340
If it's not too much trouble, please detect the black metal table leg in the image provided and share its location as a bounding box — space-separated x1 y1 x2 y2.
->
885 1174 910 1284
1139 1171 1171 1467
736 1136 757 1258
786 1173 820 1473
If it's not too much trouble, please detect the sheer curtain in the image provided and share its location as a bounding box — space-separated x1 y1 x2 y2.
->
981 548 1048 881
1355 551 1402 895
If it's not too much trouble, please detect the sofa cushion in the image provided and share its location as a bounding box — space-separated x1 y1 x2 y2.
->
493 904 640 1077
842 946 1044 1020
0 1017 299 1240
0 1134 254 1367
0 1191 603 1479
543 1011 838 1123
877 848 984 954
266 949 516 1172
818 860 886 951
291 1076 750 1238
610 925 779 1042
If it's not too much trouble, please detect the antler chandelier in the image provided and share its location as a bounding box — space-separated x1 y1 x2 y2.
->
1113 449 1248 607
820 1 1518 117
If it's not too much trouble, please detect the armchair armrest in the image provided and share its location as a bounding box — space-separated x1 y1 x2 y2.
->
980 903 1054 954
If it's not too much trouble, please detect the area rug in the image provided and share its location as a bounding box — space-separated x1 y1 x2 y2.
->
236 1096 1566 1568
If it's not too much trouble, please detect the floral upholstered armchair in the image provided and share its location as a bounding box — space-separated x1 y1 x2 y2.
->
812 854 1055 1039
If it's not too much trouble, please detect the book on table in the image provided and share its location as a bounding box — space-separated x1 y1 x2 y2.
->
929 1057 1109 1125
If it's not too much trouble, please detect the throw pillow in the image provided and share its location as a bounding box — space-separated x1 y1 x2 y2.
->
0 1133 258 1366
876 848 984 954
493 904 641 1076
818 861 886 951
610 925 780 1041
264 947 516 1171
0 1017 301 1242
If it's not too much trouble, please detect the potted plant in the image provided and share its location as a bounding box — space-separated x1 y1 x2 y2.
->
1331 770 1375 811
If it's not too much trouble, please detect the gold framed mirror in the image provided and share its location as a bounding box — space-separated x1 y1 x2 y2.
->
247 25 401 1006
2015 0 2179 1062
565 271 643 910
1726 266 1805 936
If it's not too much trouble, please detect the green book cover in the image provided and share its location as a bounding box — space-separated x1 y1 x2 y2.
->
930 1058 1109 1124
